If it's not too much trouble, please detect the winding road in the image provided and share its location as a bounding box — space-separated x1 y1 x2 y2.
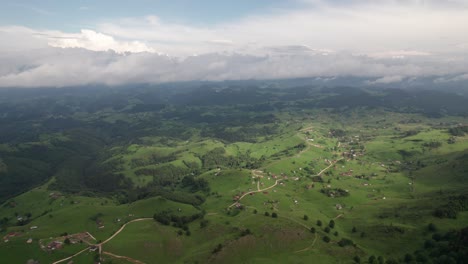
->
100 218 153 245
228 179 282 208
52 218 153 264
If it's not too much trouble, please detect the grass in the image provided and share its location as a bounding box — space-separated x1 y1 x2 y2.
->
2 109 468 263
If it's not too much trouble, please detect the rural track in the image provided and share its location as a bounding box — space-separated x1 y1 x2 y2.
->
228 180 282 208
100 218 153 245
314 158 343 176
103 251 146 264
52 218 153 264
278 216 318 253
52 247 91 264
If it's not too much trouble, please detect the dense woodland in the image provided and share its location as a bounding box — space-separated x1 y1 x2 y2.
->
1 82 468 263
1 84 468 204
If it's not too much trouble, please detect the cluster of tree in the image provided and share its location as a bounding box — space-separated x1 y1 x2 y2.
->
330 129 347 138
153 210 203 228
422 141 442 149
200 147 261 170
146 187 206 206
270 143 306 159
434 195 468 219
201 123 277 143
181 176 210 193
317 87 468 117
135 164 189 187
448 126 468 136
130 153 177 169
338 238 355 247
386 226 468 264
320 188 350 197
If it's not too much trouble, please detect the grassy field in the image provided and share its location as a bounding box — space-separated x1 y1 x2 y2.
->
1 108 468 263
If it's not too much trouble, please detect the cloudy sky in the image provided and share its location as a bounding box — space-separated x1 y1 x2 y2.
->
0 0 467 87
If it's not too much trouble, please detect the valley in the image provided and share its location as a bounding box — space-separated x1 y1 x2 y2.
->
0 85 467 263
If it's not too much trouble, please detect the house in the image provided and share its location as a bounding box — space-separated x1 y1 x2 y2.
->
47 241 63 250
26 238 33 244
30 226 38 230
336 204 343 210
89 246 98 252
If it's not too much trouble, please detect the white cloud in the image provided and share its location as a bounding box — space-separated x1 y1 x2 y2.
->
435 73 468 83
47 29 156 54
368 75 404 84
0 1 467 87
93 1 468 56
0 47 466 88
367 50 431 59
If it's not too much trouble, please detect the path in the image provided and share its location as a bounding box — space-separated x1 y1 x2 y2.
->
52 247 90 264
52 218 153 264
100 218 153 245
103 251 146 264
294 234 318 253
86 231 97 241
313 158 343 177
333 214 344 220
228 180 282 208
278 216 318 253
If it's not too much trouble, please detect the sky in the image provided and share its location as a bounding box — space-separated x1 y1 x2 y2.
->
0 0 467 87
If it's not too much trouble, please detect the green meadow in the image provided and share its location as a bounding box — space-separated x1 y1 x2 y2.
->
1 86 468 263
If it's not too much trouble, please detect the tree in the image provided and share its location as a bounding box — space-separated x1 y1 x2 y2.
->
352 226 357 233
317 220 322 226
404 253 413 263
427 223 437 232
310 227 316 233
338 238 354 247
377 256 384 264
253 209 257 214
329 220 335 228
200 219 209 229
324 227 331 233
303 215 309 221
353 256 361 263
94 253 101 262
241 229 252 236
212 244 223 254
368 255 376 264
264 212 270 217
323 236 330 243
64 238 71 245
271 212 278 218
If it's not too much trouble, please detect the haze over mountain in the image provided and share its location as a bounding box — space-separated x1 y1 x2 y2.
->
1 0 467 88
2 2 468 264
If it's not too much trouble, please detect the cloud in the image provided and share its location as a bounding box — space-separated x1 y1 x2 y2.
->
47 29 156 54
367 50 431 59
93 1 468 56
0 47 467 88
435 73 468 83
367 75 404 84
0 1 467 87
